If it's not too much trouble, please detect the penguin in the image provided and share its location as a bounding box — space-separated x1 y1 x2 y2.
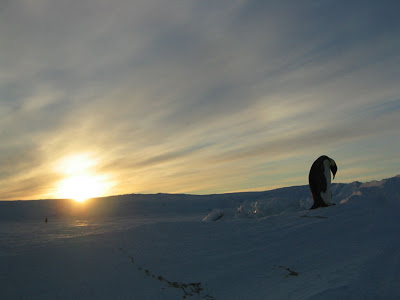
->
308 155 337 209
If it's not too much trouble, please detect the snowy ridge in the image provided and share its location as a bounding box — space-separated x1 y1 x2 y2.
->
341 174 400 206
1 175 400 299
0 180 368 221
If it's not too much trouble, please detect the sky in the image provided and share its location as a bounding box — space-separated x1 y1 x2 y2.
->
1 0 400 200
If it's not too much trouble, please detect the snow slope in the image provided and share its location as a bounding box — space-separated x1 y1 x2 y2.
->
1 175 400 299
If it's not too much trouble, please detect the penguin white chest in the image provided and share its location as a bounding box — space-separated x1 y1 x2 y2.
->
320 159 332 205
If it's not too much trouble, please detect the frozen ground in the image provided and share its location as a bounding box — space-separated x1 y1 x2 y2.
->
1 175 400 299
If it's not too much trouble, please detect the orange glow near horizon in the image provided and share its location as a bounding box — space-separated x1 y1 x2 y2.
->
54 153 113 202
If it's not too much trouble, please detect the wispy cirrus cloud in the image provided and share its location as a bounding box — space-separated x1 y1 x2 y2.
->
1 0 400 199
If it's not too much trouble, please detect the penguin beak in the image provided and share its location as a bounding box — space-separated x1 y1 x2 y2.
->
331 164 337 180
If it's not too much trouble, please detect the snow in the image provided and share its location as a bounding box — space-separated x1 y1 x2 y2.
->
1 175 400 299
202 209 224 222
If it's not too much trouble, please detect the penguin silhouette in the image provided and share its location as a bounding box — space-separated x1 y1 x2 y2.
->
309 155 337 209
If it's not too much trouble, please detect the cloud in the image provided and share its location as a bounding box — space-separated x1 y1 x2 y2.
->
1 0 400 199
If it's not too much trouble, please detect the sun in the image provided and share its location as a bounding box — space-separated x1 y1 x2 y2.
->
54 153 113 202
56 175 108 202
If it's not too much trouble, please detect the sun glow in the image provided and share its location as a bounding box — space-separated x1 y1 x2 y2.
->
54 153 113 202
56 175 109 202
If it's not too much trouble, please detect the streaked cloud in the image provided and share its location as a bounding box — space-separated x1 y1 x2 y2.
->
1 0 400 199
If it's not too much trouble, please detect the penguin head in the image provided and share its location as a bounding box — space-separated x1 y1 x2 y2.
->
329 158 337 179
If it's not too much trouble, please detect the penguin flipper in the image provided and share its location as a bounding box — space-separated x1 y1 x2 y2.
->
320 164 327 193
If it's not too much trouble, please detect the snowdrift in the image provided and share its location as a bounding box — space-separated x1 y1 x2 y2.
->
1 175 399 299
0 179 374 221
